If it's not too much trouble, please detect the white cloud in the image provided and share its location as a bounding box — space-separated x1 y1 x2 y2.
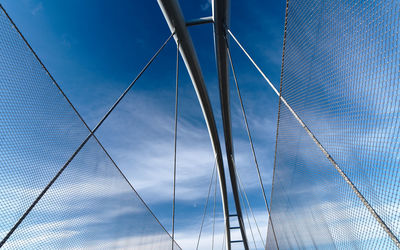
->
200 0 212 11
96 92 218 204
67 234 180 250
31 2 43 16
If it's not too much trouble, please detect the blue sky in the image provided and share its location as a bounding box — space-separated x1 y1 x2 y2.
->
1 0 286 249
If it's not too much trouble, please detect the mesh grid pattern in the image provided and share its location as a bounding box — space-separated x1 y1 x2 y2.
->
0 8 89 238
268 0 400 248
0 6 179 249
268 105 396 249
2 138 180 250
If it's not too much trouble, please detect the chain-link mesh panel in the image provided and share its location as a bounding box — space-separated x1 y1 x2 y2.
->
2 137 180 249
267 105 396 249
0 6 179 249
268 0 400 248
0 7 89 238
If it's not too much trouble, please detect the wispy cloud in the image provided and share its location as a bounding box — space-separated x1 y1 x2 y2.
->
31 2 43 16
200 0 212 12
96 92 217 203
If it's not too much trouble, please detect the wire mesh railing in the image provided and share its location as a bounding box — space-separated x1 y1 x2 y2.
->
0 5 180 249
267 0 400 248
2 0 400 248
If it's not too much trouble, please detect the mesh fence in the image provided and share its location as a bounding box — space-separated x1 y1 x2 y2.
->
0 6 179 249
2 137 180 250
268 0 400 249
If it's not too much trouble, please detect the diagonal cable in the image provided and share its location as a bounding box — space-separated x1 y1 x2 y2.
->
227 29 400 248
231 154 264 248
212 165 217 250
229 155 256 248
226 34 278 249
236 169 265 247
94 135 181 248
267 0 289 247
0 29 174 247
239 180 258 250
0 5 179 245
172 41 180 250
196 159 217 250
226 40 271 214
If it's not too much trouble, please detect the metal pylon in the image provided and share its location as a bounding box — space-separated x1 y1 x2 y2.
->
157 0 249 249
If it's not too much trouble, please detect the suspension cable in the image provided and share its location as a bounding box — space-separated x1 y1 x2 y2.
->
227 29 400 248
227 30 279 96
239 183 258 250
226 40 271 214
196 159 217 250
172 41 180 250
212 166 217 250
236 170 265 247
0 31 175 248
227 37 268 249
92 32 175 133
0 7 179 246
231 155 261 249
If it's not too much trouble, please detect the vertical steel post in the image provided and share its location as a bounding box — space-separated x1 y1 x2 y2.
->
213 0 249 249
157 0 232 248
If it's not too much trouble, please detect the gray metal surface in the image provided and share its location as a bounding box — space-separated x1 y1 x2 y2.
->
157 0 232 248
186 16 213 27
213 0 249 249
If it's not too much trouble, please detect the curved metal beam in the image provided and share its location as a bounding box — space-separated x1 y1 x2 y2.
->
157 0 231 248
213 0 249 249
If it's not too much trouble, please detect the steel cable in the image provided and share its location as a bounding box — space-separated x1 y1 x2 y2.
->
236 171 265 247
226 37 269 249
240 186 258 250
196 160 217 250
227 29 400 248
172 41 180 250
0 29 175 247
226 40 271 214
212 167 217 250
